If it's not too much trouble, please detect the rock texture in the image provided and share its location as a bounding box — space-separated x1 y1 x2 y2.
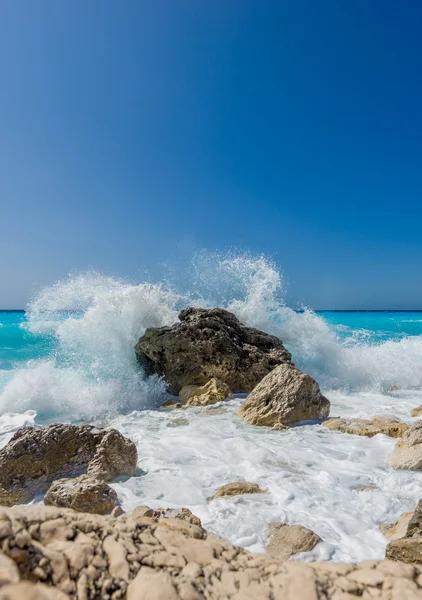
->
0 506 420 599
386 500 422 563
211 482 267 500
135 307 293 394
0 425 137 507
323 415 409 439
44 476 119 515
266 523 321 558
132 506 203 529
389 421 422 470
239 363 330 427
180 378 233 407
382 512 413 542
411 406 422 417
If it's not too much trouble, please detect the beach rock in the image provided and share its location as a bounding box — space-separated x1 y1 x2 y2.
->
0 424 137 506
180 377 233 407
211 481 267 500
44 475 119 515
323 415 409 439
411 405 422 417
382 512 413 541
132 506 204 531
351 483 379 492
239 363 330 427
386 500 422 563
135 307 293 394
388 421 422 470
266 522 322 558
0 506 420 599
161 398 183 408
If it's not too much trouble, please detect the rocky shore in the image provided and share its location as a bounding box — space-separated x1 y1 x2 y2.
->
0 505 421 599
0 307 422 597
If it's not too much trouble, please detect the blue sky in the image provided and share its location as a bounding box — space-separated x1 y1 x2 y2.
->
1 1 421 309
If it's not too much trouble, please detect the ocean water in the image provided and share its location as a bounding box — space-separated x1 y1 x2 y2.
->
0 254 422 562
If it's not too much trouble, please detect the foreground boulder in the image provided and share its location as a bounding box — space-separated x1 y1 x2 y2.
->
388 421 422 470
386 500 422 563
0 424 137 507
135 307 293 394
44 475 119 515
323 415 409 439
239 363 330 426
0 506 421 599
266 522 321 558
180 377 233 406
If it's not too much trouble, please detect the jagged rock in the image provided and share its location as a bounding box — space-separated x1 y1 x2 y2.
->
0 424 137 506
239 363 330 427
266 522 322 558
382 512 413 541
211 482 267 500
323 415 409 439
389 421 422 470
44 475 119 515
411 406 422 417
161 398 182 408
386 500 422 563
111 506 125 518
132 506 204 531
135 307 293 394
0 506 420 598
180 378 233 407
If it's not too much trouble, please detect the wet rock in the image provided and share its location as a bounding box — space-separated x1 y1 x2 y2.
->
44 475 119 515
239 363 330 427
0 506 420 598
272 423 289 430
135 307 293 394
161 398 183 408
0 424 137 506
324 415 409 439
350 483 379 492
211 482 267 500
389 421 422 470
386 500 422 563
382 512 413 541
181 378 233 407
266 522 322 558
411 405 422 417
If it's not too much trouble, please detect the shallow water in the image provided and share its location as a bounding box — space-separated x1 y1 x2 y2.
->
0 255 421 562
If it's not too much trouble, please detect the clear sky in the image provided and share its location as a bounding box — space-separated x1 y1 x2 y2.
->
1 1 421 309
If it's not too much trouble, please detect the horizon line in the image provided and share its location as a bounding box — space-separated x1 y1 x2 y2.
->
1 308 422 313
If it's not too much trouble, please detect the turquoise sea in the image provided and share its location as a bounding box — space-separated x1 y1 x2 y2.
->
0 259 421 563
2 309 422 371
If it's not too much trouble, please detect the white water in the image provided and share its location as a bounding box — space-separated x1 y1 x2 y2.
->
0 252 421 562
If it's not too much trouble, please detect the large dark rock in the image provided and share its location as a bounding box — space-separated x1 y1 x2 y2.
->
0 424 137 507
135 307 293 394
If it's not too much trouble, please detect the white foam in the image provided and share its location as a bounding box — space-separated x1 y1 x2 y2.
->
109 390 422 562
0 255 420 419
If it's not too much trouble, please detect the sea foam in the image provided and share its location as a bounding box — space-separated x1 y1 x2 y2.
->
0 253 421 419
